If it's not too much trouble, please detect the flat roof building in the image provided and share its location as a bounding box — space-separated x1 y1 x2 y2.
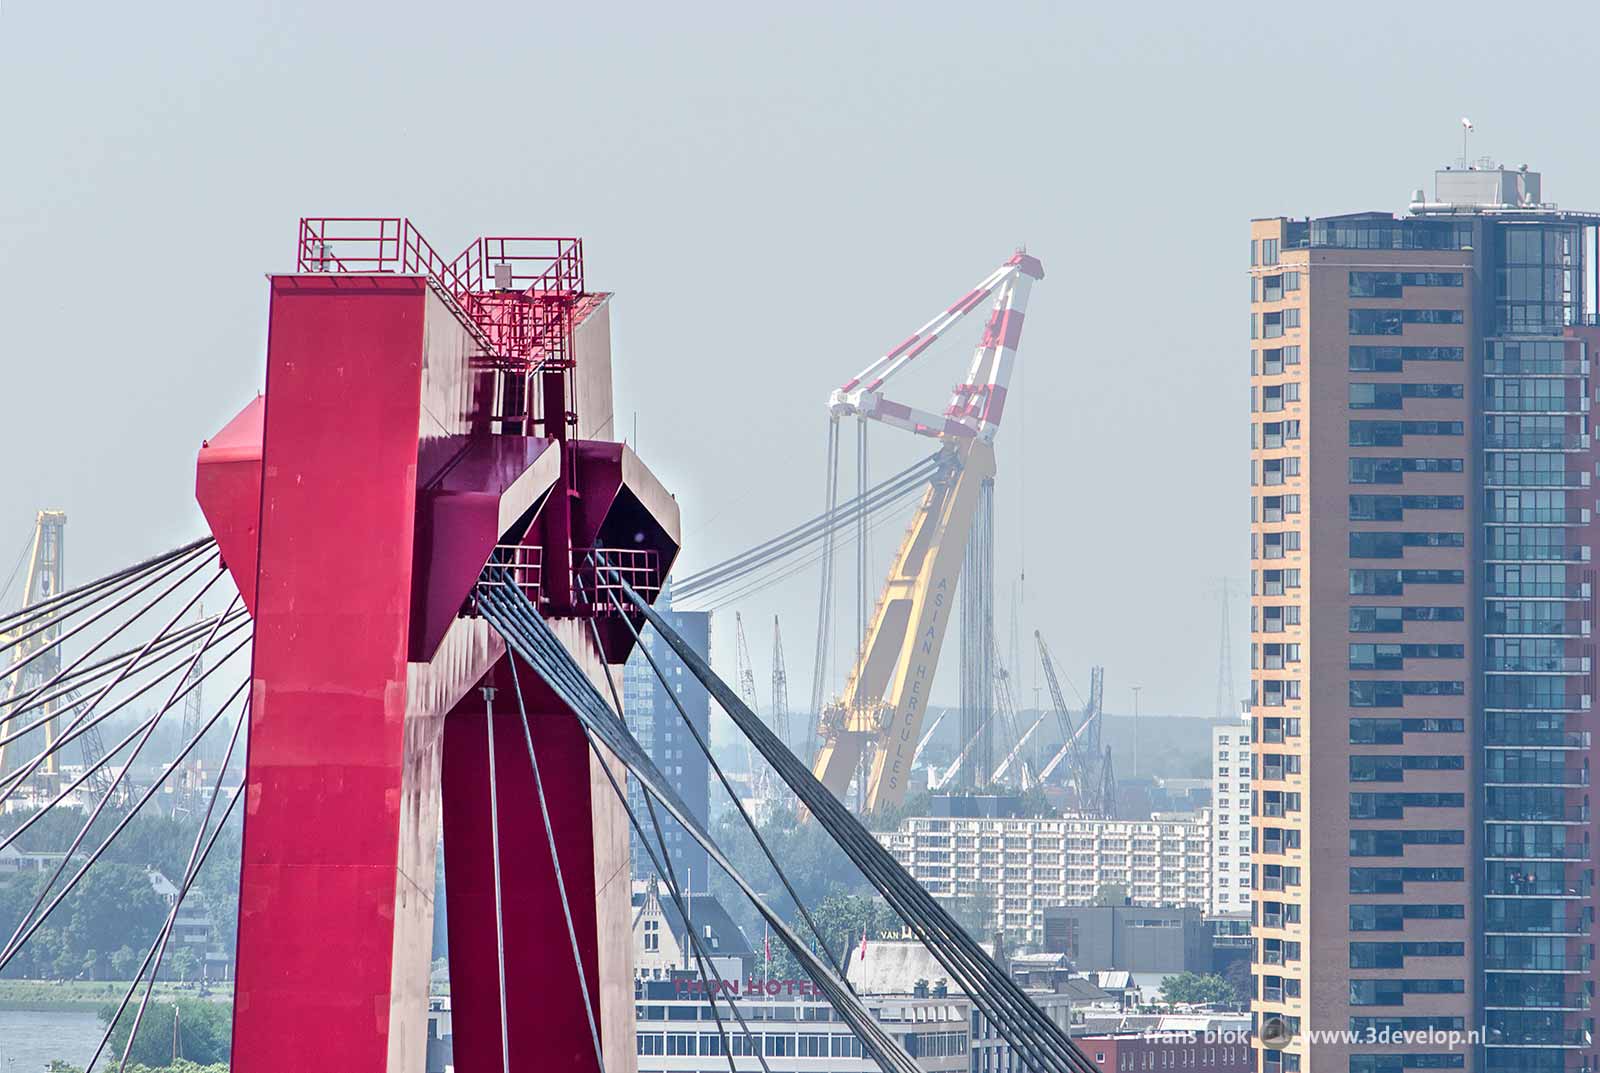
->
1041 905 1214 977
1249 162 1600 1073
1210 717 1253 918
881 814 1210 945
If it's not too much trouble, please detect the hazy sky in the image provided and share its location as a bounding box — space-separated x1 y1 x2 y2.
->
6 2 1599 719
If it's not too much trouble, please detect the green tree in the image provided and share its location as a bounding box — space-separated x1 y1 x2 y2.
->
111 944 140 980
63 864 166 962
0 802 245 977
99 997 232 1066
0 872 52 978
169 945 198 983
0 863 165 980
767 892 903 979
1093 883 1128 906
1221 957 1252 1006
706 801 877 944
862 790 930 833
943 890 996 941
193 821 242 963
1158 971 1240 1008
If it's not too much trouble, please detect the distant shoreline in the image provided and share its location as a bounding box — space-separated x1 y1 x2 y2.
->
0 979 232 1013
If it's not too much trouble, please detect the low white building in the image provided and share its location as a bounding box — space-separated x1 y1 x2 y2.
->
1208 717 1252 918
633 981 970 1072
879 814 1212 944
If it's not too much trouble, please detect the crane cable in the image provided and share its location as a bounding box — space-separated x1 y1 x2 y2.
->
675 450 939 605
575 564 841 974
505 653 608 1073
475 580 922 1073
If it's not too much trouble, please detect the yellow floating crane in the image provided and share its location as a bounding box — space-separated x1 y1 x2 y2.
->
810 252 1043 814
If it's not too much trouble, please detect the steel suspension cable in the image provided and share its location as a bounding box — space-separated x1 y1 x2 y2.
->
0 557 226 814
0 548 222 731
642 629 1073 1073
0 540 214 660
0 631 253 846
675 466 933 598
569 685 903 1073
577 615 757 1073
113 693 248 1073
0 532 31 611
0 536 214 635
637 787 750 1073
0 673 249 972
0 614 248 751
611 569 1049 1055
809 418 842 760
0 608 247 718
475 584 919 1073
0 590 239 965
86 785 243 1072
504 654 606 1073
482 590 913 1071
687 491 932 612
612 578 1091 1073
581 560 842 975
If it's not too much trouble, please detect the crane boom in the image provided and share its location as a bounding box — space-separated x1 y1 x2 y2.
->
1038 714 1096 783
992 710 1048 786
810 253 1043 815
0 511 67 780
1035 631 1100 794
812 441 992 806
734 612 766 800
930 701 1000 792
771 616 791 752
910 708 948 768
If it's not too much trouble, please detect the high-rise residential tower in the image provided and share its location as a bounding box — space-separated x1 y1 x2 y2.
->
1249 163 1600 1073
1212 713 1254 918
623 587 713 886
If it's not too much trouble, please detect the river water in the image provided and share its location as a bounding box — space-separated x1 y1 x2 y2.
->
0 1009 105 1072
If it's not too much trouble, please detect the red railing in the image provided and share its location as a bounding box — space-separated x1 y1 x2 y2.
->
455 236 583 296
482 544 544 596
481 545 660 615
575 547 662 613
295 218 583 374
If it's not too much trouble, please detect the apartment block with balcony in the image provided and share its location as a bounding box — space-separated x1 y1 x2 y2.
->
1212 716 1254 918
1250 165 1600 1073
880 814 1211 946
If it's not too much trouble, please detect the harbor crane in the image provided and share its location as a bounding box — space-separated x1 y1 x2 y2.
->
1 511 69 781
771 615 792 754
1036 631 1114 817
0 512 127 802
809 252 1044 814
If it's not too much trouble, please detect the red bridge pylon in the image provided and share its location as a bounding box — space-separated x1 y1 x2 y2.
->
196 219 680 1072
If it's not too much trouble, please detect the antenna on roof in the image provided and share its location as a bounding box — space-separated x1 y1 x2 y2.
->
1460 117 1474 168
